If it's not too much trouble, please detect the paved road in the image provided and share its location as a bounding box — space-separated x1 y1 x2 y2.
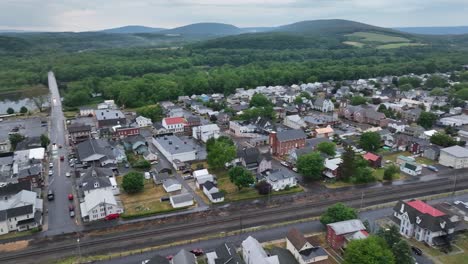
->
44 72 81 236
99 194 468 264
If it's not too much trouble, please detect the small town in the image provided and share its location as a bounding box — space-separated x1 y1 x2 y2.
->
1 69 468 264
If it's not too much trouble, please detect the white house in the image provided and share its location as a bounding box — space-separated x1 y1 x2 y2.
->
242 236 279 264
229 121 258 138
202 181 224 203
393 200 454 246
170 193 194 208
264 169 297 191
314 126 334 138
162 117 186 133
312 98 334 112
286 228 329 264
193 169 215 188
0 190 43 235
283 115 306 129
79 107 94 117
439 145 468 169
162 178 182 193
192 124 220 143
152 135 197 165
80 189 123 222
400 161 422 176
135 116 152 128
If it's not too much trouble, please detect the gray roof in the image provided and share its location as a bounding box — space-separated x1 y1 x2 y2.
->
95 109 125 121
213 243 245 264
172 249 196 264
441 145 468 158
76 139 115 162
154 136 196 155
266 169 295 182
162 178 180 189
170 193 193 204
276 129 307 142
6 204 33 218
327 219 366 235
0 181 31 197
146 255 170 264
68 123 91 133
81 167 113 192
268 247 299 264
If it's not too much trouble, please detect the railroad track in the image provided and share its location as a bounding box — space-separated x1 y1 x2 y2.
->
2 176 468 262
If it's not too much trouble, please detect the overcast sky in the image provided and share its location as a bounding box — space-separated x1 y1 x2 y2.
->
1 0 468 31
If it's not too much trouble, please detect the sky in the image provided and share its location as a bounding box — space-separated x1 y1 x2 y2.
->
1 0 468 32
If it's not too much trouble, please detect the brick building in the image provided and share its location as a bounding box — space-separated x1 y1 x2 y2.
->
270 129 307 156
326 219 368 251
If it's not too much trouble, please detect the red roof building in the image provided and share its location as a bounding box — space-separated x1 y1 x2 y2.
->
326 219 368 251
162 117 187 134
362 152 382 168
407 200 445 217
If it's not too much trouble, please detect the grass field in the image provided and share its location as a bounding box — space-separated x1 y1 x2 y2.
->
346 32 410 43
214 169 303 202
117 176 173 217
377 43 425 49
382 151 435 165
343 41 365 47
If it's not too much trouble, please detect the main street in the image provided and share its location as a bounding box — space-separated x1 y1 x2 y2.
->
45 71 81 236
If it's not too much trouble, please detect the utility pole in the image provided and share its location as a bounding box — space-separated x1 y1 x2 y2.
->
360 191 365 211
77 237 81 263
452 172 458 201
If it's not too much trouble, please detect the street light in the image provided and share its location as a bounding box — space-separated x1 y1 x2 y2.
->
77 238 81 263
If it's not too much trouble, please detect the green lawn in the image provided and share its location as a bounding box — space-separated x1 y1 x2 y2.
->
377 43 425 49
214 169 303 202
343 41 364 48
0 227 40 240
382 151 435 165
346 32 410 43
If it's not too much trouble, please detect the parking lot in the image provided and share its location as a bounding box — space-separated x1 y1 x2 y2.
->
0 116 48 138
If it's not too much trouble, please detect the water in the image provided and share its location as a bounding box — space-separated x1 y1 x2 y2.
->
0 87 49 114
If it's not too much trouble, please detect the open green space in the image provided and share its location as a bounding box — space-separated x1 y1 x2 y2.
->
343 41 365 47
346 32 410 43
377 43 425 49
382 151 436 165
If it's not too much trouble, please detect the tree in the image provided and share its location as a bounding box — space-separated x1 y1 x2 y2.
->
207 138 236 169
344 236 395 264
40 134 50 148
317 141 336 156
320 203 358 225
430 88 445 96
350 96 367 106
297 152 325 181
417 111 438 129
255 181 272 195
392 240 414 264
398 83 413 92
360 132 381 152
136 105 164 122
20 106 28 114
430 132 457 147
6 107 14 115
228 166 254 190
398 76 421 88
352 166 375 184
9 133 25 151
122 172 144 194
250 93 272 108
383 165 399 181
455 88 468 100
340 145 356 181
425 75 448 89
377 225 402 250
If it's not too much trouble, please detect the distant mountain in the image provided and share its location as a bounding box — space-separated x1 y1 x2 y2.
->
161 23 242 36
240 27 275 33
395 26 468 35
100 25 166 34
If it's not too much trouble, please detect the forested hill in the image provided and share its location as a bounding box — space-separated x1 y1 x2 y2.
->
160 23 243 36
99 25 166 34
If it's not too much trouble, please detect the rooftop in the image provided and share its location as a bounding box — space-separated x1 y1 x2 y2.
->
154 135 196 155
327 219 366 235
441 145 468 158
163 117 186 125
275 129 307 142
407 200 445 217
95 109 125 121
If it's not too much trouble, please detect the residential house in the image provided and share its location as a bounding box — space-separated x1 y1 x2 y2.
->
303 113 339 128
76 139 118 166
326 219 368 251
0 181 31 201
162 117 187 134
193 169 215 188
12 148 45 188
168 107 185 118
202 181 224 203
323 158 342 179
206 242 245 264
68 123 92 143
229 121 258 138
340 105 389 127
170 193 194 208
144 151 158 163
313 126 334 138
172 249 197 264
402 108 422 122
231 148 272 174
286 228 329 264
387 120 407 133
423 145 441 161
216 112 231 128
135 116 152 128
152 135 197 166
80 189 123 222
362 152 382 168
289 138 331 164
79 107 94 117
0 190 43 235
242 236 280 264
270 129 307 156
263 169 297 191
152 171 170 185
112 126 140 139
439 145 468 169
122 135 148 155
394 134 430 154
284 115 306 129
311 98 334 112
95 109 126 128
393 200 455 246
185 116 201 135
400 161 422 176
192 124 220 143
0 137 11 153
162 178 182 193
80 167 118 196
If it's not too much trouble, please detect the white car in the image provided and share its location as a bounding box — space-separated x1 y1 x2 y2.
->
48 170 54 176
65 172 71 177
292 167 298 172
49 162 53 168
280 161 289 167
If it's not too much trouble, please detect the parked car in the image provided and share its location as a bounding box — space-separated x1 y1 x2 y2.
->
411 246 422 256
280 161 289 167
49 162 53 168
190 249 204 256
66 172 71 177
68 194 74 200
49 170 54 176
70 210 75 217
47 190 55 201
292 167 298 172
69 204 75 211
58 144 62 148
427 165 439 172
105 213 120 221
60 155 64 161
160 196 170 202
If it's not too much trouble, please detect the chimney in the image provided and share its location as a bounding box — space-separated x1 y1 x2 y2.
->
269 131 278 155
175 145 179 150
169 140 172 145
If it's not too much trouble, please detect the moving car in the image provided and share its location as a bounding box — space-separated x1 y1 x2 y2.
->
47 190 55 201
60 155 64 161
427 165 439 172
68 194 74 200
70 210 75 217
411 246 422 256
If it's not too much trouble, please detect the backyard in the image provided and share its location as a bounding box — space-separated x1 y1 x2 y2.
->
116 176 181 218
382 151 436 166
405 232 468 264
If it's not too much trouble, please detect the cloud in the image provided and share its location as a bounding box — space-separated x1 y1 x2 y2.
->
0 0 467 31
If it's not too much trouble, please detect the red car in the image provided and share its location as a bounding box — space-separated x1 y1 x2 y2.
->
68 194 73 200
166 255 173 260
60 156 64 161
105 213 120 221
190 249 204 256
